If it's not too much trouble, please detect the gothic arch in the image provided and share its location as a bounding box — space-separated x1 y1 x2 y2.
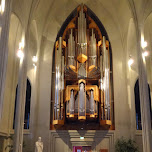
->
50 4 114 130
134 79 151 130
13 78 32 129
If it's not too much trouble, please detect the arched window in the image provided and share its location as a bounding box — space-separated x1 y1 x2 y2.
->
134 79 151 130
13 79 31 129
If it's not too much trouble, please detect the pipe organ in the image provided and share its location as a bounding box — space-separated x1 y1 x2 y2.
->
51 4 114 129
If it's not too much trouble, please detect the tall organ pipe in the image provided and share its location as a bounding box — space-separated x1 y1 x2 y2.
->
70 89 75 117
61 56 64 90
89 29 96 68
60 55 64 119
55 37 62 120
103 36 110 120
99 51 104 119
90 90 95 116
54 46 57 120
99 55 103 89
68 29 75 68
78 82 86 119
78 5 87 55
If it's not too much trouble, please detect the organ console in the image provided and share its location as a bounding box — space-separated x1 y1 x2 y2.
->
51 4 114 129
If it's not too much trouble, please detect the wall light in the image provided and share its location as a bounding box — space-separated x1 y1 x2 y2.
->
17 49 24 59
32 56 38 63
0 0 5 14
19 41 24 50
141 41 147 48
128 57 134 67
33 63 36 67
17 39 25 59
142 51 149 57
80 137 84 140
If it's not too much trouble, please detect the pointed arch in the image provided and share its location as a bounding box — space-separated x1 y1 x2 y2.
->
13 78 31 129
134 79 151 130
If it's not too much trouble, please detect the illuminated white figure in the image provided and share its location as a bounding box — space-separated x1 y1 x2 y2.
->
35 137 43 152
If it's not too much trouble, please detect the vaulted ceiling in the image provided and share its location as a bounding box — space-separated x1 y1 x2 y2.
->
11 0 152 55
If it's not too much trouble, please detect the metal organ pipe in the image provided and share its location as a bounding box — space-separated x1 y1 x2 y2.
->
61 56 64 90
78 5 87 55
103 36 110 120
61 55 64 119
90 90 95 116
54 46 57 120
78 82 86 119
55 37 62 120
89 29 97 69
99 55 103 89
69 89 75 117
68 29 75 68
99 54 104 120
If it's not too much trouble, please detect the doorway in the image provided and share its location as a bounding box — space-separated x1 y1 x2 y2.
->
73 146 92 152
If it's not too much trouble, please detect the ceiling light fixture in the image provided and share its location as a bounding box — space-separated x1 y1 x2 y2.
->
141 41 147 48
128 56 134 67
17 49 24 59
142 51 149 57
32 56 38 63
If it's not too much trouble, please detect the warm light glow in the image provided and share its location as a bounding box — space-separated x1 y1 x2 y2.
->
19 41 24 49
141 41 147 48
32 56 38 63
33 63 37 67
0 0 5 14
17 49 24 59
128 58 134 66
100 79 104 90
80 137 84 140
102 78 105 91
142 51 149 57
19 43 22 49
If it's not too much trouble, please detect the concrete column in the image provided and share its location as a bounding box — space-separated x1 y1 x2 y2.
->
0 0 12 120
150 84 152 111
13 40 28 152
137 25 152 152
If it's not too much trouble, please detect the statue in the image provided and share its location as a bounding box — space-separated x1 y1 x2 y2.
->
35 137 43 152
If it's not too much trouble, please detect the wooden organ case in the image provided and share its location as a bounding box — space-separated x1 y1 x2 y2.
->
51 5 114 130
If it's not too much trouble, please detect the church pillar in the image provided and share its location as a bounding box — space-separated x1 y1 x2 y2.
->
13 36 28 152
3 137 13 152
0 0 13 120
137 25 152 152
